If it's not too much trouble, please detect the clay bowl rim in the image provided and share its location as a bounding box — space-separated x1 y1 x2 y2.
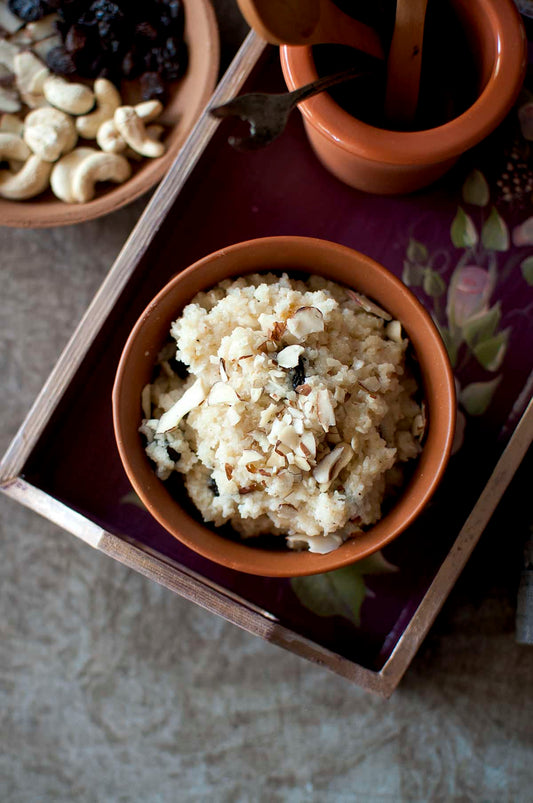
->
0 0 219 229
280 0 526 166
112 236 456 578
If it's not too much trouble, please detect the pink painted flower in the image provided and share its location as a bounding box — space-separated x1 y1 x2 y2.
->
512 216 533 246
447 265 494 326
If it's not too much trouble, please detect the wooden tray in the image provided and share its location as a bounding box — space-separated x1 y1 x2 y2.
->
2 33 532 697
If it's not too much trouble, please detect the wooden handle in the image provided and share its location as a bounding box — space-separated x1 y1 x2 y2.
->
237 0 383 59
384 0 429 125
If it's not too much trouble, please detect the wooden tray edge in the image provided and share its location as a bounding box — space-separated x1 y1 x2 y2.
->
0 31 267 485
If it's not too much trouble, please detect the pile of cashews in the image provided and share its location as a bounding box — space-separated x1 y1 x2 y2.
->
0 72 167 203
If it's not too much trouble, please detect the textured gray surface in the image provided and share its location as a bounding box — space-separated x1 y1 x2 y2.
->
1 4 533 800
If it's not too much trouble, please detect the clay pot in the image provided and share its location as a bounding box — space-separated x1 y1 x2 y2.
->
280 0 526 195
113 236 456 577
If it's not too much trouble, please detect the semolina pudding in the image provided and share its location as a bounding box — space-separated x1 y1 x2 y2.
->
140 273 425 554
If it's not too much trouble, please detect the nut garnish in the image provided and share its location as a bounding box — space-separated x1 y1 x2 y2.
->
312 443 353 484
346 289 393 321
219 357 228 382
286 306 324 339
295 383 312 396
269 321 286 340
316 388 336 431
386 320 403 343
156 378 206 433
277 344 304 368
207 381 239 405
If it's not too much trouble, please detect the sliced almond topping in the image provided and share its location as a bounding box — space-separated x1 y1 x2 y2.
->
278 424 300 450
225 463 233 480
312 443 353 484
257 468 272 477
239 484 259 495
156 378 206 433
242 450 262 463
386 320 403 343
316 388 336 431
269 320 286 341
286 306 324 339
208 381 239 405
346 289 392 321
296 383 312 396
250 387 262 403
294 455 311 472
277 344 304 369
299 431 316 458
358 381 377 400
266 450 286 469
219 357 228 381
292 418 304 435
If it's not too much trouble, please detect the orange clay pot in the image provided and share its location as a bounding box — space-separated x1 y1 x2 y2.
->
113 237 456 577
280 0 526 195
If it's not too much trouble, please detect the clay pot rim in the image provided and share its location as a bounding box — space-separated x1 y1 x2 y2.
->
280 0 526 167
113 236 456 578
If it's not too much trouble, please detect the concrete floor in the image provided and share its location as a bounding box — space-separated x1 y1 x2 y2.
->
1 3 533 800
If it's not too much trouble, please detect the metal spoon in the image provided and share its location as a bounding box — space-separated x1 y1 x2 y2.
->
210 66 367 150
237 0 384 59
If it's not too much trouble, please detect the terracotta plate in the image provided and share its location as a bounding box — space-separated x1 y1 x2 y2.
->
0 0 220 228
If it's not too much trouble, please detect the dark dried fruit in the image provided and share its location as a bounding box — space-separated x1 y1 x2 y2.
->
136 21 158 40
208 476 219 497
45 45 77 75
290 356 306 391
8 0 52 22
65 24 87 53
170 357 189 379
160 39 188 81
140 71 166 103
167 447 181 463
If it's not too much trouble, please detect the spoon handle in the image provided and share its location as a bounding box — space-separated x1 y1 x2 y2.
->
287 67 366 108
384 0 429 125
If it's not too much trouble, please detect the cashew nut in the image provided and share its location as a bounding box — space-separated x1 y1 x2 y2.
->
0 132 30 161
71 151 131 203
114 106 165 158
23 107 77 162
43 75 95 116
96 100 165 154
96 118 127 154
0 154 52 199
50 147 97 203
0 113 24 136
76 78 121 139
132 100 164 124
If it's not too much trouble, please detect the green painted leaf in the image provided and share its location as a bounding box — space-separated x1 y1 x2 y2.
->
462 303 501 348
450 207 478 248
481 207 510 251
406 238 429 264
521 256 533 285
462 169 490 207
290 552 397 627
438 326 459 367
460 377 501 416
472 329 509 371
422 268 446 297
402 260 425 287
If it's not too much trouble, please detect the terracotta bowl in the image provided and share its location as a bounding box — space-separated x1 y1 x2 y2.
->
113 237 456 577
113 237 455 577
280 0 526 195
0 0 219 228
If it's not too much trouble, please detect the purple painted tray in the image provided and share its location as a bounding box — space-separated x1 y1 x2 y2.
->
2 36 533 696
